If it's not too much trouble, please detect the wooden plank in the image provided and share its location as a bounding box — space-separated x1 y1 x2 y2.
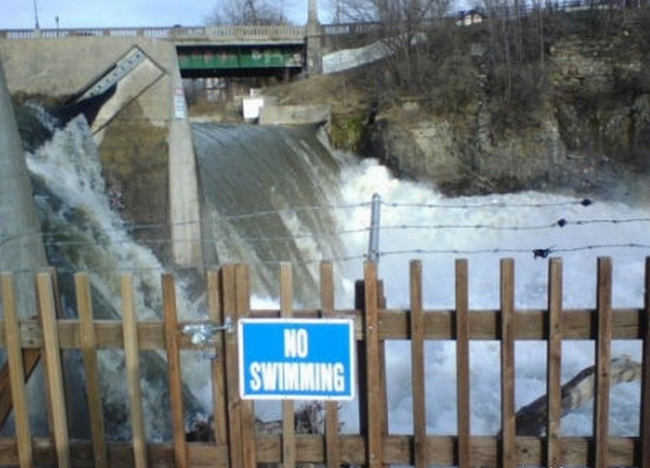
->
641 257 650 468
500 259 515 468
0 434 639 467
409 261 427 468
162 273 188 468
364 262 383 468
594 257 612 468
455 259 471 468
36 271 71 468
320 261 341 468
1 273 34 468
121 274 148 468
546 259 563 467
222 265 243 468
207 270 228 447
280 263 296 468
236 264 257 468
4 308 649 350
74 273 108 468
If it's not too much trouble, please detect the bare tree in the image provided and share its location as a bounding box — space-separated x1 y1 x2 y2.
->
205 0 294 25
332 0 452 95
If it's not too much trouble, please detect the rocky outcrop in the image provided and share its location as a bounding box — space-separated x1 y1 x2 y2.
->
359 31 650 196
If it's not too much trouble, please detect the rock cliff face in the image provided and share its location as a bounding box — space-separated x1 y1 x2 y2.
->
353 31 650 197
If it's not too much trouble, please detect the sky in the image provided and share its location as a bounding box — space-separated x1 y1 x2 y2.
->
0 0 321 30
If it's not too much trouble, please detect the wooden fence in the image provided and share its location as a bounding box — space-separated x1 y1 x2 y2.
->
0 257 649 467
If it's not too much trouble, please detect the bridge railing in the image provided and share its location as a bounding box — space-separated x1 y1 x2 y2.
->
322 22 382 36
0 25 307 41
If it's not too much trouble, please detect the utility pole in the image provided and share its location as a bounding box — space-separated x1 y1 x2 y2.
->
32 0 40 29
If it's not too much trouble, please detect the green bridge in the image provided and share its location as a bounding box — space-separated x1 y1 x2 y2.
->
0 23 322 77
176 44 304 78
0 21 379 78
171 25 309 78
0 0 380 79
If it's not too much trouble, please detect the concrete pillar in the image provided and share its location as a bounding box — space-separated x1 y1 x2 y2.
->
306 0 324 75
0 49 49 436
167 56 203 270
308 0 319 22
0 51 47 311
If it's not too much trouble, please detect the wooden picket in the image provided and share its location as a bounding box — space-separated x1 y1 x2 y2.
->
546 258 563 468
75 273 109 468
121 273 148 468
0 258 647 466
454 259 471 468
642 258 650 468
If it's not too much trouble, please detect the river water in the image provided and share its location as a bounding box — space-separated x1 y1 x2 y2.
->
23 115 650 440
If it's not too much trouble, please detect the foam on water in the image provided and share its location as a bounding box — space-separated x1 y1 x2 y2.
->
334 156 648 436
26 116 209 440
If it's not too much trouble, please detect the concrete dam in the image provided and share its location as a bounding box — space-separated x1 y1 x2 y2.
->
1 36 204 269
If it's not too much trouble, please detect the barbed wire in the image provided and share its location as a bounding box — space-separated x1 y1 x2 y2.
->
3 196 650 275
381 198 594 210
6 241 650 276
378 243 650 260
27 212 650 243
216 202 371 222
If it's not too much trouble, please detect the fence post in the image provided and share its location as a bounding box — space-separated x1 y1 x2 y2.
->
363 261 383 468
121 274 148 468
500 259 515 468
207 270 229 448
75 273 109 468
236 264 257 468
641 257 650 468
222 265 243 468
455 259 471 468
546 259 563 467
1 273 34 468
409 260 427 468
280 263 296 468
36 271 71 468
594 257 613 468
320 261 341 468
163 273 188 468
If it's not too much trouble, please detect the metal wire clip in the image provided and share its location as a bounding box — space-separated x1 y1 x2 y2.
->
181 317 234 359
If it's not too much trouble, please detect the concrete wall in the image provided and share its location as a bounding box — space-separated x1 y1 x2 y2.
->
0 37 202 269
259 104 331 127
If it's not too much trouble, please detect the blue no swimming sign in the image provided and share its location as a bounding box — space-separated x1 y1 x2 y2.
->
238 318 355 400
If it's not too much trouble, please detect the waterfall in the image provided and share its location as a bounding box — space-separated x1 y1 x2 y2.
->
193 123 650 436
193 122 346 306
26 115 208 441
10 106 650 440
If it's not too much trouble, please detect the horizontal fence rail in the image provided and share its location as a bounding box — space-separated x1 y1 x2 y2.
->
0 258 648 467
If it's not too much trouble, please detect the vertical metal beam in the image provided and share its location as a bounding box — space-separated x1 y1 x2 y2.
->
368 194 381 264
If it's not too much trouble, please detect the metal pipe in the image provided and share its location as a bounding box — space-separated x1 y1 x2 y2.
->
368 193 381 263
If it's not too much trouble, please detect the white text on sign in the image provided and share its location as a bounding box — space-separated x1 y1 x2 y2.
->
239 318 355 400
